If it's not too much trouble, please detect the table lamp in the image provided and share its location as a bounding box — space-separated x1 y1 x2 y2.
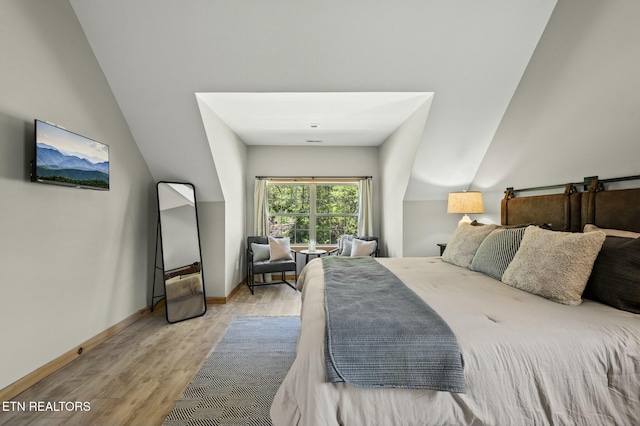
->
447 191 483 226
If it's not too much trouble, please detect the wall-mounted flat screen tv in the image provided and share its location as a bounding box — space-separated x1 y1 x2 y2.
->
33 120 109 190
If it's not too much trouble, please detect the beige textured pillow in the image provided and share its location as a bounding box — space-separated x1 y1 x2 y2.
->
268 236 293 261
583 224 640 239
502 226 606 305
442 223 498 269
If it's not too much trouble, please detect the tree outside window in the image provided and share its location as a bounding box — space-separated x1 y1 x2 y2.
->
267 182 358 244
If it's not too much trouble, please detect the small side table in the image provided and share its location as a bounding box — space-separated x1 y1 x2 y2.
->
437 243 447 256
300 249 327 265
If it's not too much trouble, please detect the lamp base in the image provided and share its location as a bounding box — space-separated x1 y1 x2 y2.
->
458 214 472 226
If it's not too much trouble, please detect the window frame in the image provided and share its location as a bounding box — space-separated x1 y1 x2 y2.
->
267 180 359 245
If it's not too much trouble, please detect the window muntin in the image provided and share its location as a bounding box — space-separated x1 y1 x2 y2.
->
267 182 358 244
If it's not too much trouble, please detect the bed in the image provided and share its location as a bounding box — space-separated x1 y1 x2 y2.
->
270 177 640 426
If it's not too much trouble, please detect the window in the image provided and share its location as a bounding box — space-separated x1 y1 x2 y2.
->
268 182 359 245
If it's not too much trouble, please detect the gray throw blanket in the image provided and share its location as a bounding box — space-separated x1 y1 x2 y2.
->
323 256 465 393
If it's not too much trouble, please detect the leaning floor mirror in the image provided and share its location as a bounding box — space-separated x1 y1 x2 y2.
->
153 182 207 323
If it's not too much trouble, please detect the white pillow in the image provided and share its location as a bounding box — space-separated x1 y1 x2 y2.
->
251 243 270 261
268 236 293 261
350 239 377 257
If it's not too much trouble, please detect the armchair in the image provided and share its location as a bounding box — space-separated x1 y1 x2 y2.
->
246 236 297 294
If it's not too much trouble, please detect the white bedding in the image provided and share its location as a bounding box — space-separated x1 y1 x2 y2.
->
270 257 640 426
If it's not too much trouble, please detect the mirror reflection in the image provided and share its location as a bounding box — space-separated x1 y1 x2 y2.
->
157 182 206 323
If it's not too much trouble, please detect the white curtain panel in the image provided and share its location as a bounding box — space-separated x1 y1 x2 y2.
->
254 179 269 235
357 178 373 236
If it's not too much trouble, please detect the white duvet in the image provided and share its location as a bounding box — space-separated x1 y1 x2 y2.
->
271 257 640 426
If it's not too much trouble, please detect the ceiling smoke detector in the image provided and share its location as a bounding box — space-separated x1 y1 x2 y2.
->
308 123 321 128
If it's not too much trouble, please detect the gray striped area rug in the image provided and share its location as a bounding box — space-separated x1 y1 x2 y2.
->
163 316 299 426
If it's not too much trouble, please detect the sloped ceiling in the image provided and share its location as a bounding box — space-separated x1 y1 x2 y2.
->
70 0 557 202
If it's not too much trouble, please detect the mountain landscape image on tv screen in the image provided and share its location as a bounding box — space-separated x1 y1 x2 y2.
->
35 120 109 190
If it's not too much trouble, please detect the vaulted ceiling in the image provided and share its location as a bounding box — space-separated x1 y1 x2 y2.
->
70 0 557 201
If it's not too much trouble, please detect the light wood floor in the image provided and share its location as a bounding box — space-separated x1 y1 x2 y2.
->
0 284 301 426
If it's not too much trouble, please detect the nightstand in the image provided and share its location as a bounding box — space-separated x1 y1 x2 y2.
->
437 243 447 256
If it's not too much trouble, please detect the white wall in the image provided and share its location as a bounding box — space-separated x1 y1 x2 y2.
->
401 0 640 251
379 99 432 257
403 200 461 257
197 99 248 297
471 0 640 222
197 201 226 297
0 0 154 390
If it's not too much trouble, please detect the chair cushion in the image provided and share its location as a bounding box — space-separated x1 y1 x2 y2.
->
252 259 297 274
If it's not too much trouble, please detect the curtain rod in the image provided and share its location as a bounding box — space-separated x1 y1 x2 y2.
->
599 174 640 184
256 176 372 180
507 174 640 193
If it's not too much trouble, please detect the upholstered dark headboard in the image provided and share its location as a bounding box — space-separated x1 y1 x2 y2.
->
501 176 640 233
502 183 580 232
581 180 640 233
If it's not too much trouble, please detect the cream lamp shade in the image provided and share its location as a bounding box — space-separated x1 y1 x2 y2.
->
447 191 483 226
